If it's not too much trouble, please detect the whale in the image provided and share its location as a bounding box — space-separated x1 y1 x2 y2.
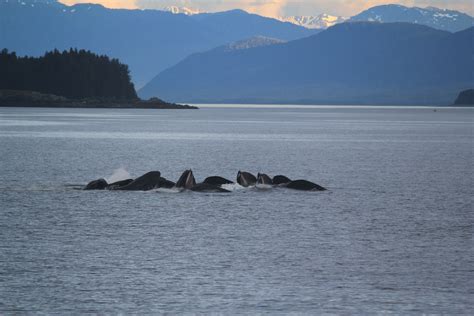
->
256 173 273 189
175 170 230 192
117 171 162 191
107 179 134 190
191 183 231 193
84 178 108 190
203 176 234 186
286 180 327 191
175 170 196 190
237 171 257 187
272 175 292 186
159 178 176 189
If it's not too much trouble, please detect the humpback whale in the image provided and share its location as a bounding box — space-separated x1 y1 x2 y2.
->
256 173 273 189
159 178 176 189
107 179 134 190
237 171 257 187
203 176 234 186
175 170 196 190
272 175 292 186
118 171 162 191
191 183 231 193
175 170 230 192
286 180 327 191
84 178 108 190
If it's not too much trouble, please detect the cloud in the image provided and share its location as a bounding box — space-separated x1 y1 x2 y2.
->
60 0 137 9
59 0 474 16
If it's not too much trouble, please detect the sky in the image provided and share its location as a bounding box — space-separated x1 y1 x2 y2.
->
59 0 474 17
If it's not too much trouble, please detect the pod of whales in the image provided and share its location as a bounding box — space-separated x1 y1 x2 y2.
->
84 170 327 192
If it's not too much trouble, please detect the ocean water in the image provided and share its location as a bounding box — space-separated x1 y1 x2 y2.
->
0 105 472 314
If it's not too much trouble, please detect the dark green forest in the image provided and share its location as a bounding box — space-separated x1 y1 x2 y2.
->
0 49 137 100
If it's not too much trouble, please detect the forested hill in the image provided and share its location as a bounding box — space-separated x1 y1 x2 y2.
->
0 49 137 100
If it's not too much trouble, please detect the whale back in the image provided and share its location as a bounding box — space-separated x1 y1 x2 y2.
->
257 173 273 185
237 171 257 187
191 183 231 193
107 179 134 190
286 180 327 191
175 170 196 189
84 178 108 190
203 176 234 186
159 178 176 189
118 171 161 191
273 175 291 185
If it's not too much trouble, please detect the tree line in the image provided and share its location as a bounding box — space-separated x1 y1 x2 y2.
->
0 48 138 100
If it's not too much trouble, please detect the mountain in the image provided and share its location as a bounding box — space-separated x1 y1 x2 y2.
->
139 23 474 105
454 89 474 106
350 4 474 32
0 0 314 87
161 6 201 15
279 14 348 29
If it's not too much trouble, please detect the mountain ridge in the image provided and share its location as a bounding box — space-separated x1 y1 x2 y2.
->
350 4 474 32
139 22 474 105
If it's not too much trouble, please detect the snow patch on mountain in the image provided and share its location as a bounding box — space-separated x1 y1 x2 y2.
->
161 6 201 15
350 4 474 32
279 14 348 29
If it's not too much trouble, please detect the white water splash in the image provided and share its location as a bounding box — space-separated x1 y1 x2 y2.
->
106 167 131 184
153 187 182 194
221 183 245 192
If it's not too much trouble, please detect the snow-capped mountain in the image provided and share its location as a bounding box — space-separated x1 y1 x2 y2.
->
280 14 347 29
350 4 474 32
161 6 201 16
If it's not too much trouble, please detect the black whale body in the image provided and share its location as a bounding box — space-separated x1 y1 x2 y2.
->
107 179 134 190
257 173 273 185
204 176 234 186
118 171 162 191
176 170 230 192
175 170 196 190
286 180 327 191
159 178 176 189
84 178 108 190
191 183 231 193
237 171 257 187
273 175 292 185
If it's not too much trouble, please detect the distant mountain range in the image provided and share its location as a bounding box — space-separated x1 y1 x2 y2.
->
0 0 314 87
161 4 473 32
139 23 474 105
350 4 474 32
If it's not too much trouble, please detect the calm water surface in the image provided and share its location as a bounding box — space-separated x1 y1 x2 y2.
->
0 106 473 314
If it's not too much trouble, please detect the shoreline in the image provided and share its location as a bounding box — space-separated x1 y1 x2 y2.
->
0 90 198 110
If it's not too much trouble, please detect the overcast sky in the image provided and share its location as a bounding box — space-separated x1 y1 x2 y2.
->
59 0 474 17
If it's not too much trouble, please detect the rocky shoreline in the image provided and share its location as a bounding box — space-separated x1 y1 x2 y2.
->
0 90 198 109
